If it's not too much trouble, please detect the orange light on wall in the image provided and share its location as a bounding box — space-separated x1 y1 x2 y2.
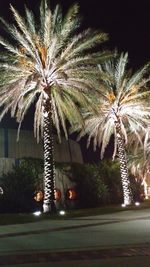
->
34 190 44 202
68 188 77 200
54 188 61 201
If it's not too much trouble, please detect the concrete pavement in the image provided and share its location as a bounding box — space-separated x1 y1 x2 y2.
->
1 208 150 266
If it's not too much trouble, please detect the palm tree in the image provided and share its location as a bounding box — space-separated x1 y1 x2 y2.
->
0 0 109 212
128 153 149 200
74 53 150 205
128 127 150 199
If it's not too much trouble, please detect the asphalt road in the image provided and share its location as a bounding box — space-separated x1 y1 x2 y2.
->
1 208 150 266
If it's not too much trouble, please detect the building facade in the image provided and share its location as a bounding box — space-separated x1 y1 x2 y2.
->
0 128 83 174
0 128 83 209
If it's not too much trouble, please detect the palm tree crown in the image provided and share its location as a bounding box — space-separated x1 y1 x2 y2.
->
78 53 150 157
0 0 108 140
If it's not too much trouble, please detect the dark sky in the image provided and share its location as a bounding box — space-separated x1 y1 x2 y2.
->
1 0 149 67
0 0 149 162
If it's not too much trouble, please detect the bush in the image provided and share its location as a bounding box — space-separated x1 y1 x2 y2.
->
70 159 125 207
0 158 44 213
71 163 109 208
97 159 123 204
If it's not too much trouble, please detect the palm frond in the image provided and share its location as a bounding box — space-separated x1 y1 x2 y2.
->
125 63 150 92
61 3 80 39
25 6 36 34
10 5 35 49
101 119 114 159
51 4 62 34
0 36 22 56
115 52 128 89
67 31 108 59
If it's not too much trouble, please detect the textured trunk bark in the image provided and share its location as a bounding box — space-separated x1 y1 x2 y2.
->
115 120 132 205
42 90 56 213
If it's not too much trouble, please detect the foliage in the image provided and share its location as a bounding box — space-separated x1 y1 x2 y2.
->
0 165 37 212
19 157 44 188
73 53 150 160
71 53 150 205
0 0 109 141
56 160 127 206
98 160 144 203
96 159 123 204
71 160 145 206
0 158 144 212
0 158 45 213
127 131 150 182
71 163 109 208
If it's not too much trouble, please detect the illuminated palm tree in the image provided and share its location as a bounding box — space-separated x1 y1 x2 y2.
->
128 153 149 200
74 53 150 205
0 0 108 212
128 127 150 199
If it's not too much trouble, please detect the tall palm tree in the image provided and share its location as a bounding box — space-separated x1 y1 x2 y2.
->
0 0 109 212
74 53 150 205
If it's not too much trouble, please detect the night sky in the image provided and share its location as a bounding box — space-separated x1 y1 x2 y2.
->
1 0 149 67
0 0 149 162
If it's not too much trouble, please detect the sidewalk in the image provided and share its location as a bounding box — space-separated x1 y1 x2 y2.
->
1 246 150 266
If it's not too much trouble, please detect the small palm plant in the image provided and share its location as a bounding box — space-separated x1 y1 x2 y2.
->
0 0 109 212
73 53 150 205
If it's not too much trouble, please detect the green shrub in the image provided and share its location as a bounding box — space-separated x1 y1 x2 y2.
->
0 167 35 212
97 159 123 204
0 158 44 213
71 163 109 208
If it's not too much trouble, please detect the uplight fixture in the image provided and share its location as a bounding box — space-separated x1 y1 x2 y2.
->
59 210 66 216
33 211 42 216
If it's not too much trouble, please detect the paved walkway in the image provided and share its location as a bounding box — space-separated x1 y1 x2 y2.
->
1 208 150 266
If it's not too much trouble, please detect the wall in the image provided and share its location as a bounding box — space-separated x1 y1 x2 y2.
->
0 128 83 174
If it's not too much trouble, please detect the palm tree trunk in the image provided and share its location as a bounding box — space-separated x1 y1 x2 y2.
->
115 120 132 205
42 91 56 213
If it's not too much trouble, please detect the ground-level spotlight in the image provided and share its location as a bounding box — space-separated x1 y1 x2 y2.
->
59 210 66 216
0 187 3 195
135 202 140 206
33 211 42 216
121 203 126 208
